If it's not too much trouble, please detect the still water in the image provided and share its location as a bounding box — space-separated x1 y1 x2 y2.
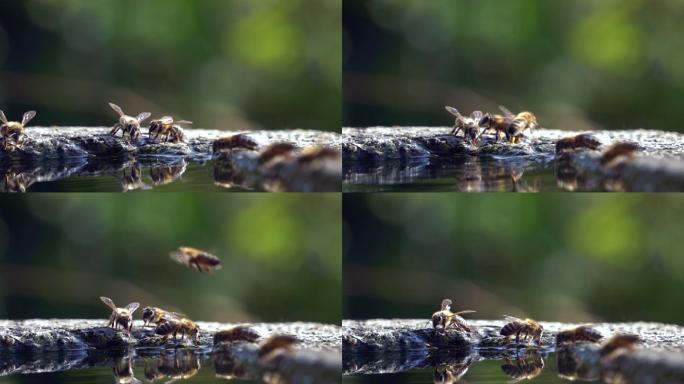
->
344 352 598 383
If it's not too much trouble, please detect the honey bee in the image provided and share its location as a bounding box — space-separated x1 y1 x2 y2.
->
555 325 603 346
148 116 193 143
600 142 639 167
500 316 544 345
109 102 151 143
155 316 200 344
257 334 299 361
431 298 476 333
599 334 639 358
0 110 36 152
213 134 259 152
555 133 602 153
258 142 297 165
169 246 222 273
214 325 261 345
141 306 183 327
100 296 140 335
445 106 482 144
498 105 538 143
501 353 545 383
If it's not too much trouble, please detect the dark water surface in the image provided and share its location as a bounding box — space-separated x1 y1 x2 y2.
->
344 352 598 383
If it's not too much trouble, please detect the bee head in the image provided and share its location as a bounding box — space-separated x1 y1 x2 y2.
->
479 114 492 127
142 307 154 325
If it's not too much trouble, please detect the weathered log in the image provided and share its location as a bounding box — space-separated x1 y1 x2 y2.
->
343 318 684 382
0 127 341 192
0 319 341 383
343 127 684 191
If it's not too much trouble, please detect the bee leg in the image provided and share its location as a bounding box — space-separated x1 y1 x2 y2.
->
110 124 122 136
451 126 461 136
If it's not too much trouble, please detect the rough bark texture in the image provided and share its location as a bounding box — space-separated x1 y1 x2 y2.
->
343 127 684 191
0 127 341 192
343 319 684 383
0 319 341 383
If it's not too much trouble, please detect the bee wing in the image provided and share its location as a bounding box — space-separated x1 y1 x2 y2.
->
109 103 124 117
499 105 515 118
136 112 151 122
100 296 116 310
159 116 174 124
0 110 8 124
174 120 193 125
21 111 37 126
126 302 141 314
503 315 523 322
444 106 462 118
470 111 483 121
453 310 476 316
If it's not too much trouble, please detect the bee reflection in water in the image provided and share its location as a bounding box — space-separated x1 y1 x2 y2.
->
453 157 539 192
143 349 200 382
433 358 476 384
1 171 35 193
112 357 140 384
500 350 545 383
149 160 187 186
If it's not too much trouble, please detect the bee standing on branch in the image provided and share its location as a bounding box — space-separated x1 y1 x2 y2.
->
500 316 543 345
100 296 140 335
445 106 482 145
0 110 36 152
431 298 476 333
555 325 603 346
170 246 222 273
108 102 151 143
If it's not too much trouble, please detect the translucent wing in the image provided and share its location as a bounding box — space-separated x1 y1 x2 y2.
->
136 112 151 122
159 116 174 124
503 315 523 322
100 296 116 310
126 302 141 313
453 310 476 316
470 111 483 120
444 106 462 118
22 111 37 126
499 105 515 118
0 110 8 124
109 103 124 116
174 120 193 125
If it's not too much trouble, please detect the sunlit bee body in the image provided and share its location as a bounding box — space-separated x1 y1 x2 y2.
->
500 316 543 345
213 134 259 152
501 354 545 383
599 334 639 358
109 102 151 143
258 334 299 361
155 316 200 344
214 325 261 345
258 142 298 165
477 113 515 143
141 306 184 327
600 142 639 167
556 325 603 346
100 296 140 335
445 106 482 144
499 106 539 143
170 246 222 273
148 116 192 142
0 110 36 152
555 133 602 153
431 298 476 333
297 145 341 163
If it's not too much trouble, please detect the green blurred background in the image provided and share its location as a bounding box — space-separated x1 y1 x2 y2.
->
343 194 684 324
344 0 684 132
0 194 341 324
0 0 340 132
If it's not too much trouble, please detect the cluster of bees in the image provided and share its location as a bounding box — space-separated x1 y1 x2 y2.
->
430 298 640 351
445 105 539 145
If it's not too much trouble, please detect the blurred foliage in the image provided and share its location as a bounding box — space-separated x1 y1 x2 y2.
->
344 0 684 132
343 194 684 324
0 194 341 324
0 0 340 131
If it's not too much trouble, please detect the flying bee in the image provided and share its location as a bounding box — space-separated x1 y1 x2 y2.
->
431 298 476 333
100 296 140 335
257 334 299 361
0 110 36 152
155 316 200 344
169 246 222 273
109 102 151 143
258 142 298 165
213 134 259 152
555 325 603 346
445 106 482 144
498 105 539 143
599 334 639 358
600 142 639 167
148 116 192 143
555 133 602 153
214 325 261 345
500 316 544 345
